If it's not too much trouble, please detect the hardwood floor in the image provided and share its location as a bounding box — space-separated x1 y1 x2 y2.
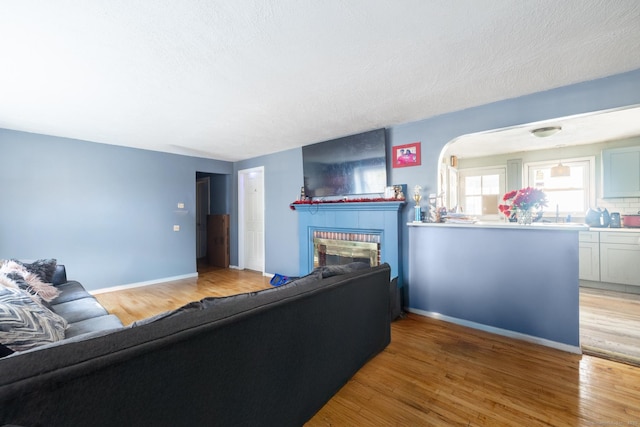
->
580 287 640 365
95 268 640 426
94 264 273 326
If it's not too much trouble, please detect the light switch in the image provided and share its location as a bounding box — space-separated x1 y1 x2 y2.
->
173 225 180 232
177 203 185 209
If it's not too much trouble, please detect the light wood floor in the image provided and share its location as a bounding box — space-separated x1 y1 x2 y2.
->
95 267 640 426
580 287 640 364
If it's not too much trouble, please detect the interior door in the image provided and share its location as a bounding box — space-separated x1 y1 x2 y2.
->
239 167 265 273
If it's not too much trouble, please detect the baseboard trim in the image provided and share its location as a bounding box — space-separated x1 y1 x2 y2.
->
405 307 582 355
227 265 272 278
90 272 199 295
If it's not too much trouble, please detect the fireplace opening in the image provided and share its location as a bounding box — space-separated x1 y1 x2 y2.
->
312 231 381 268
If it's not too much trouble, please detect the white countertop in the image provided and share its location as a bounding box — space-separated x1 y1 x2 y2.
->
587 227 640 233
407 221 589 231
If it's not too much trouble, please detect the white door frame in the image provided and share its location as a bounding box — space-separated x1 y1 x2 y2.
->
237 166 265 271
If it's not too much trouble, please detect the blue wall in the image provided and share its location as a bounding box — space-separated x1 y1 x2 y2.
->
238 69 640 283
2 69 639 292
408 225 581 348
0 130 232 290
233 148 303 276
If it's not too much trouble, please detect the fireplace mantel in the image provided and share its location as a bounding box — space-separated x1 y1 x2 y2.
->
292 201 405 283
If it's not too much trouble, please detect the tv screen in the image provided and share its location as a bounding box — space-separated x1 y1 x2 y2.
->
302 129 387 198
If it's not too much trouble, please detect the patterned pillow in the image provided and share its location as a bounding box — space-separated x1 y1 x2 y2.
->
0 287 68 352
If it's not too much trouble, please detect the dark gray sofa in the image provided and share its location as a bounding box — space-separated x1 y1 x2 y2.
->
0 262 391 426
0 262 123 357
48 264 123 338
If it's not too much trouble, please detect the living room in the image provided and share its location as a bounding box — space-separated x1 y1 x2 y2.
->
2 2 640 425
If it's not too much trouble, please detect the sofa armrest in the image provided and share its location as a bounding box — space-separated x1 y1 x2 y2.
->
52 264 68 286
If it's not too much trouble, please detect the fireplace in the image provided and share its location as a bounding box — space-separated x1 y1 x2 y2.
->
291 201 405 284
313 231 380 268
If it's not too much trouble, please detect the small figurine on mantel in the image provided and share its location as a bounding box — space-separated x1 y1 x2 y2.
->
393 185 405 200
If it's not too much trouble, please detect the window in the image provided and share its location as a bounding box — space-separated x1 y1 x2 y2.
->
459 167 505 219
525 157 594 217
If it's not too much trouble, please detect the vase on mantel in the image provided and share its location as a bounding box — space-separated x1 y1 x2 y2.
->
516 208 534 225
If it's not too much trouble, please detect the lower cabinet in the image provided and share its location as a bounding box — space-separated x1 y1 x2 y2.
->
579 231 600 281
599 232 640 286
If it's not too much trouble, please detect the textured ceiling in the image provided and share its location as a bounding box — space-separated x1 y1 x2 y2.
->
1 1 639 162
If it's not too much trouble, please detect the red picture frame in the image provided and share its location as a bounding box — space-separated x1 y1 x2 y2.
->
392 142 421 168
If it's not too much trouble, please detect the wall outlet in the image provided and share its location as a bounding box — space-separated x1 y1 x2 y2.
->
173 225 180 232
177 203 185 209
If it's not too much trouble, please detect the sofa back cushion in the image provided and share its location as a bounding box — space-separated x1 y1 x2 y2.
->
0 263 391 426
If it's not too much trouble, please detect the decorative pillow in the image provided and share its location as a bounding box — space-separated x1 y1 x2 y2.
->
0 260 60 303
12 259 58 283
0 273 21 291
0 287 68 352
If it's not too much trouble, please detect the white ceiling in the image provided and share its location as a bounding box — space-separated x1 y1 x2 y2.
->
446 104 640 159
1 1 639 162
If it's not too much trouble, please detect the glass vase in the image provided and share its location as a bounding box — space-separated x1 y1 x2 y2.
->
516 208 534 225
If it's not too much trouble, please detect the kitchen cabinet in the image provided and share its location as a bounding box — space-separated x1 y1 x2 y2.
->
579 231 600 281
599 232 640 286
602 146 640 198
506 158 523 192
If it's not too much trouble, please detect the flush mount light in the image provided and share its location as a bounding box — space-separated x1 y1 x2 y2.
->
531 126 562 138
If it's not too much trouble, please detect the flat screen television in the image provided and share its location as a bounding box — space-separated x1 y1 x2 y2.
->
302 129 387 198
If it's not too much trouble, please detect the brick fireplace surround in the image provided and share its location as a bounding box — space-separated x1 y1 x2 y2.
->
291 201 405 284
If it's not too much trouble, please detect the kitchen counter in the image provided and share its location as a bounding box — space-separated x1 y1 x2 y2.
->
407 222 581 353
589 227 640 233
408 221 589 231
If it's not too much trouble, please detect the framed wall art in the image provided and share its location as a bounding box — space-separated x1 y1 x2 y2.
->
392 142 421 168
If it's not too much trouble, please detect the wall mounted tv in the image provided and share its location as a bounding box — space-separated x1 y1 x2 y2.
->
302 128 387 198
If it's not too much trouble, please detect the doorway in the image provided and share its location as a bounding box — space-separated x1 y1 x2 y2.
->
238 166 265 273
196 172 231 272
195 177 210 260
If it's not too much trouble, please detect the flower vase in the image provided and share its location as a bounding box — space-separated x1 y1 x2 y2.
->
517 208 534 225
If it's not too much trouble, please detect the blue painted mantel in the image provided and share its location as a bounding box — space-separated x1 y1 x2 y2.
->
291 201 405 283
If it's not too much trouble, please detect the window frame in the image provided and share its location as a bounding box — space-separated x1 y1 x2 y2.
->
458 166 506 221
523 156 596 218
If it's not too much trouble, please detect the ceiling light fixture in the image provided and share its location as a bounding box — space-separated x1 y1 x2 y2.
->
530 126 570 177
550 162 571 177
531 126 562 138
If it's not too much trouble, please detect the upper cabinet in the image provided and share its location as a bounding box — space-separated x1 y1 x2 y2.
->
602 146 640 198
